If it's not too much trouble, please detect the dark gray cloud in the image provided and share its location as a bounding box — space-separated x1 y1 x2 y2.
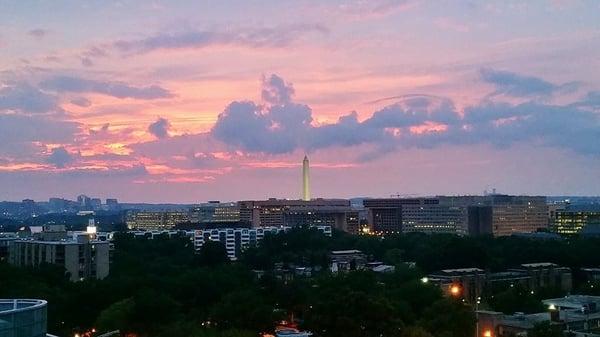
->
261 74 294 105
212 101 312 153
364 95 459 128
0 114 80 157
0 82 58 113
480 68 579 98
574 91 600 109
80 57 94 67
210 73 600 157
113 24 327 54
28 28 47 39
148 117 171 139
47 147 75 168
70 97 92 107
40 76 172 99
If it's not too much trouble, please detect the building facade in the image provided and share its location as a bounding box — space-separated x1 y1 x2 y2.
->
362 198 404 234
363 198 471 235
402 202 468 235
238 199 356 233
193 226 332 260
9 237 110 282
0 233 17 262
441 195 549 236
428 263 572 304
126 211 190 230
554 205 600 235
189 202 240 224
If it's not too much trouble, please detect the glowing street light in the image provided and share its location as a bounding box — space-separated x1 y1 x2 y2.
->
483 330 493 337
450 284 461 297
421 277 429 284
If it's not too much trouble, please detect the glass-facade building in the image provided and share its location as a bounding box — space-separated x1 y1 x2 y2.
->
555 207 600 235
0 299 48 337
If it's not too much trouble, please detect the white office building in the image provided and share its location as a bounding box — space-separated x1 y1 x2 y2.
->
193 226 331 260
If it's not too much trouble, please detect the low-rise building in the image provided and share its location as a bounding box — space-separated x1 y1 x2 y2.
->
0 233 17 262
509 263 572 292
9 226 110 282
428 262 572 303
330 250 368 272
477 295 600 337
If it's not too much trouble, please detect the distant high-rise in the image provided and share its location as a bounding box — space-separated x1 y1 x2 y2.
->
302 155 310 201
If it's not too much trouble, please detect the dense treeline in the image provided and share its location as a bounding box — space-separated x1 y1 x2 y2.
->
244 229 600 275
2 229 600 337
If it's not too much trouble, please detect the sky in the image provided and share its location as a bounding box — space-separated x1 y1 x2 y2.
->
0 0 599 202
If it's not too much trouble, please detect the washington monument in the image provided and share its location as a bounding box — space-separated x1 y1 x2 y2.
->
302 155 310 201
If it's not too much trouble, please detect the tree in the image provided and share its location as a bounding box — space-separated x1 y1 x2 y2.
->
197 241 229 267
95 298 135 334
401 326 434 337
528 322 564 337
384 248 405 266
419 299 475 337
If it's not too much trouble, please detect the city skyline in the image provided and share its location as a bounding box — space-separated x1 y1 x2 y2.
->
1 1 600 202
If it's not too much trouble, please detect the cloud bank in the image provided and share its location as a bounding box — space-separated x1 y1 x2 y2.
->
210 71 600 157
40 76 172 99
148 117 171 139
113 24 328 54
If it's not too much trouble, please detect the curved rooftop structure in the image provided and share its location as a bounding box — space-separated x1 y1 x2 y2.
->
0 299 48 337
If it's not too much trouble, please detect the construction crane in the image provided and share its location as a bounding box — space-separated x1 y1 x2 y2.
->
390 193 418 198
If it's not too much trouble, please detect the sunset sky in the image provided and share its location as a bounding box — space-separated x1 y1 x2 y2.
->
1 0 599 202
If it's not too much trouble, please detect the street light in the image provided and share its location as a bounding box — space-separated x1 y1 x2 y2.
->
421 277 429 284
450 284 461 297
483 330 492 337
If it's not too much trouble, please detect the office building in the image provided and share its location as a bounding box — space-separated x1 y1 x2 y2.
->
48 198 78 213
283 206 360 234
193 227 283 260
441 195 549 236
0 299 49 337
105 198 120 211
363 197 471 235
193 226 331 260
190 202 241 224
402 201 468 235
490 196 548 236
238 199 352 228
126 211 190 230
9 226 110 282
362 198 404 234
467 206 493 235
554 204 600 235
